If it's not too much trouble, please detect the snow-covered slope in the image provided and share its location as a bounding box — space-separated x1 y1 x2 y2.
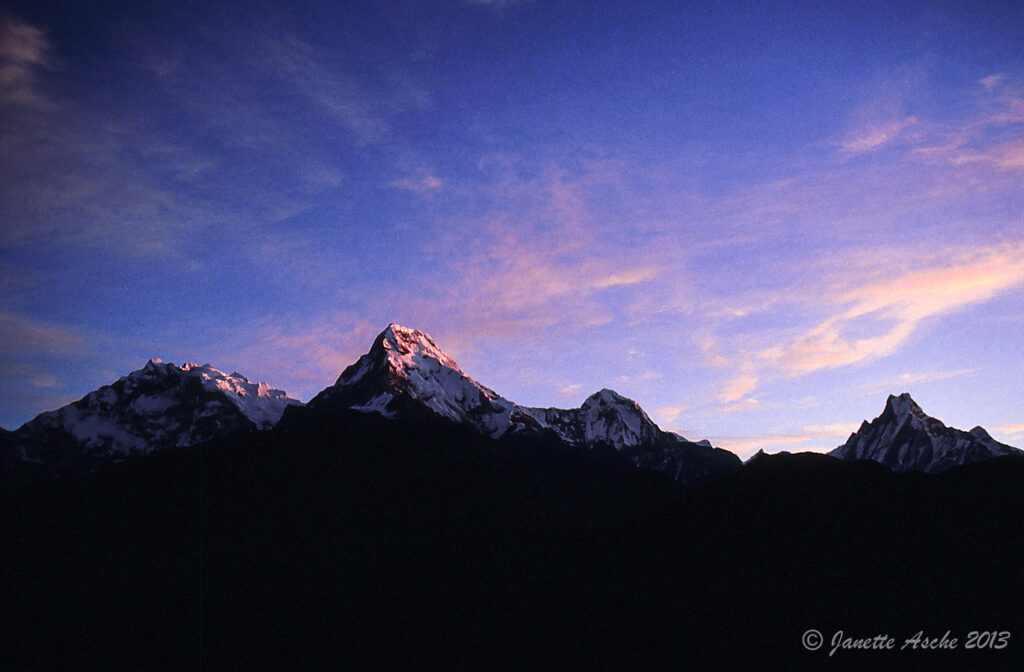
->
11 359 301 477
829 393 1020 473
304 324 740 483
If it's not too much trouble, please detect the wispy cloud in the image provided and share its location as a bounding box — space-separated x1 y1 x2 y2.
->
762 242 1024 377
995 423 1024 441
246 29 433 148
0 312 82 354
980 73 1006 92
911 75 1024 172
403 157 683 342
717 373 758 404
713 397 763 415
390 174 445 194
0 14 56 108
558 383 581 399
188 314 382 401
594 266 662 288
839 117 916 154
654 405 687 424
857 368 980 396
696 333 730 368
261 34 394 145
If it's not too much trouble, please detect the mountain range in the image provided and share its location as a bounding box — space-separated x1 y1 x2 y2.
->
2 323 1018 488
2 359 300 483
3 323 1023 670
830 391 1020 472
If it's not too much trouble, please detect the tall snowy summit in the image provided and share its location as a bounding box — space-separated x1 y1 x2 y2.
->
300 323 740 484
7 360 301 479
829 392 1020 473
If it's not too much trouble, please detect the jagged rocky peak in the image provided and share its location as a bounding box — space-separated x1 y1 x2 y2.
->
884 392 925 419
337 323 465 387
126 359 298 428
304 323 740 484
579 388 660 448
830 392 1020 473
313 323 509 424
9 360 301 479
380 323 463 372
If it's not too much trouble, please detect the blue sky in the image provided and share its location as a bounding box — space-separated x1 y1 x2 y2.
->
2 0 1023 457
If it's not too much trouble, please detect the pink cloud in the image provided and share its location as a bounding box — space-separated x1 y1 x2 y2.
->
839 117 916 154
654 405 687 424
0 15 55 109
717 373 758 403
856 368 979 396
980 73 1006 92
995 423 1024 441
593 266 662 288
761 242 1024 376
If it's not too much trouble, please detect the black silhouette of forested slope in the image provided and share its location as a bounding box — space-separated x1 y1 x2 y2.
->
3 410 1023 671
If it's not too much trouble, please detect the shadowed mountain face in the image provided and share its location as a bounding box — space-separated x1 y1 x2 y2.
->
2 331 1022 669
830 393 1020 473
3 360 300 484
296 323 740 484
3 415 1022 671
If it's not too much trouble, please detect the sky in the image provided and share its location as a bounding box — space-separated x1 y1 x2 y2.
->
2 0 1022 458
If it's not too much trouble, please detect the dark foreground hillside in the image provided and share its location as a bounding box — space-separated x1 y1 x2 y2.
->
3 410 1023 671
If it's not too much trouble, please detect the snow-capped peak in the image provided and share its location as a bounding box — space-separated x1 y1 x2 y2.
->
192 364 296 427
830 392 1020 473
123 360 299 429
379 323 465 376
11 359 302 476
579 388 659 448
306 324 739 484
885 392 925 420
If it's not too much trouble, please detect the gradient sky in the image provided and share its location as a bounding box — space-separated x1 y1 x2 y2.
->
2 0 1023 458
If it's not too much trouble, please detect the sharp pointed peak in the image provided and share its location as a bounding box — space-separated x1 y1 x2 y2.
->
884 392 924 418
383 322 418 337
377 323 444 351
345 323 463 380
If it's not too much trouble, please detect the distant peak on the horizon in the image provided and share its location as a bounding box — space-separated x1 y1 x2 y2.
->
885 392 925 418
831 392 1020 473
8 358 302 478
132 359 286 396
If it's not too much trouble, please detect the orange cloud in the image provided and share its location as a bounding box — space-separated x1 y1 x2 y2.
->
763 243 1024 376
994 423 1024 441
